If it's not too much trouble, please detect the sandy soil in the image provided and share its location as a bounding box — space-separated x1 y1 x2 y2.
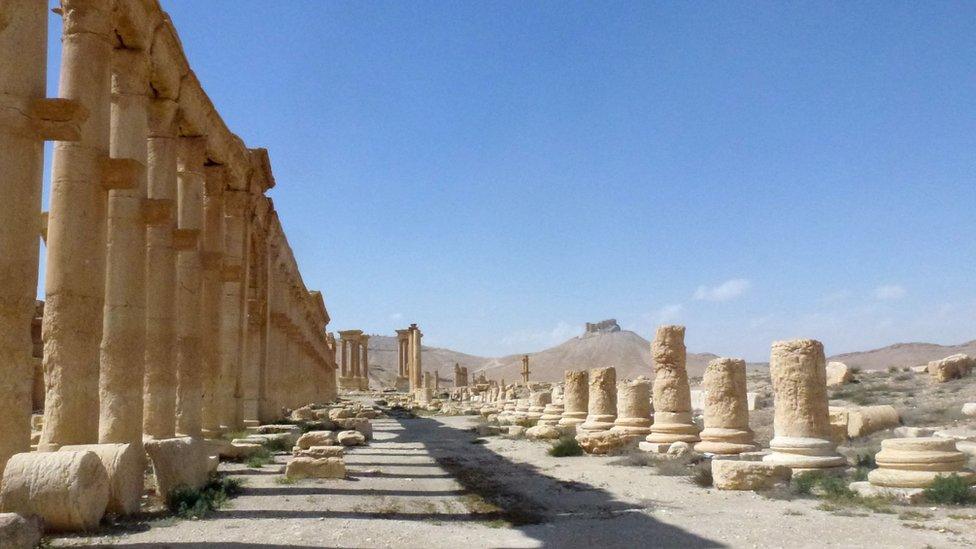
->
53 403 976 548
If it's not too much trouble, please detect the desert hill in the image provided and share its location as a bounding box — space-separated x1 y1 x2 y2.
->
827 340 976 372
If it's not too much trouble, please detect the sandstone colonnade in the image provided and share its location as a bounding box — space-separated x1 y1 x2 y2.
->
0 0 338 479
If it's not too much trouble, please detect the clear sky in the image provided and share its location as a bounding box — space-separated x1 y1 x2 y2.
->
40 1 976 361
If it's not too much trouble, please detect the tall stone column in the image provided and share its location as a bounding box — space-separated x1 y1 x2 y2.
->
219 190 249 430
350 335 361 381
199 166 225 438
174 137 205 438
695 358 757 455
98 46 149 445
763 339 845 471
558 369 588 428
40 0 114 451
143 98 178 439
645 325 700 445
409 324 423 391
611 378 652 438
0 0 84 469
578 367 616 433
360 335 370 390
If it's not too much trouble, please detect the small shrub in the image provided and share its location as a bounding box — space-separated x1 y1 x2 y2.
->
274 476 297 485
792 471 823 495
887 366 899 373
899 510 933 521
167 475 243 519
850 367 862 375
923 474 976 505
548 436 583 457
263 438 291 453
246 448 273 468
690 462 712 487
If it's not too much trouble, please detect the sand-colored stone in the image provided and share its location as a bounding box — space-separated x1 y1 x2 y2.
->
844 405 900 438
575 430 633 455
610 378 652 438
646 325 700 444
868 437 975 488
825 361 853 386
695 358 757 455
40 0 114 451
712 460 791 491
143 98 178 439
337 430 366 446
285 457 345 480
525 425 562 440
60 443 143 516
579 367 617 433
527 391 551 423
763 339 845 471
144 436 208 500
0 512 42 549
295 445 345 459
537 388 565 426
296 431 338 449
927 353 973 382
0 450 109 532
200 166 226 438
174 137 205 438
559 369 588 427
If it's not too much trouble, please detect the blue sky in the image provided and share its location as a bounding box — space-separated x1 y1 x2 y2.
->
40 1 976 360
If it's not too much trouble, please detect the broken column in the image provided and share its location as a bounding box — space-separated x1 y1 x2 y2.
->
558 369 588 428
578 367 617 433
763 339 845 471
143 96 179 439
174 137 205 438
40 0 114 451
360 334 370 390
695 358 757 455
611 377 652 438
0 0 85 469
537 386 565 426
644 325 700 447
99 45 149 446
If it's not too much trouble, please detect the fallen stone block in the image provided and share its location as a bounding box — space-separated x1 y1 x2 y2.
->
0 513 42 549
60 443 144 516
290 407 317 421
846 405 901 438
254 424 302 437
893 426 934 438
144 437 209 501
525 425 562 440
328 407 356 420
576 431 634 455
337 431 367 446
712 460 791 491
849 481 926 504
285 457 346 479
333 418 372 440
962 403 976 418
296 445 345 459
0 450 109 532
505 425 526 438
927 353 973 382
826 361 853 386
296 431 338 449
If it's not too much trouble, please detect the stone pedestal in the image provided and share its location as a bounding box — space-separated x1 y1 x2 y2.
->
538 387 564 426
611 378 652 438
645 325 700 445
579 367 616 433
868 437 975 488
558 369 588 428
527 392 551 423
695 358 757 455
763 339 845 471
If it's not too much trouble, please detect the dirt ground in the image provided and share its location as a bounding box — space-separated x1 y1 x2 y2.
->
52 398 976 549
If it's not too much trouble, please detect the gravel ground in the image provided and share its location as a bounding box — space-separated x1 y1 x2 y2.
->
52 407 975 548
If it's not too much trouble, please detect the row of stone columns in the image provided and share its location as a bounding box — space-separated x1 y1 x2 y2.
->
0 1 339 478
338 330 369 391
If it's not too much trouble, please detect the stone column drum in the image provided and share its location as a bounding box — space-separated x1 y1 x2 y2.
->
611 378 652 438
578 367 616 433
143 98 178 439
40 0 114 451
99 46 150 445
645 325 700 445
558 369 588 428
199 166 225 438
763 339 845 471
695 358 757 454
868 438 975 488
174 137 205 438
0 0 84 468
